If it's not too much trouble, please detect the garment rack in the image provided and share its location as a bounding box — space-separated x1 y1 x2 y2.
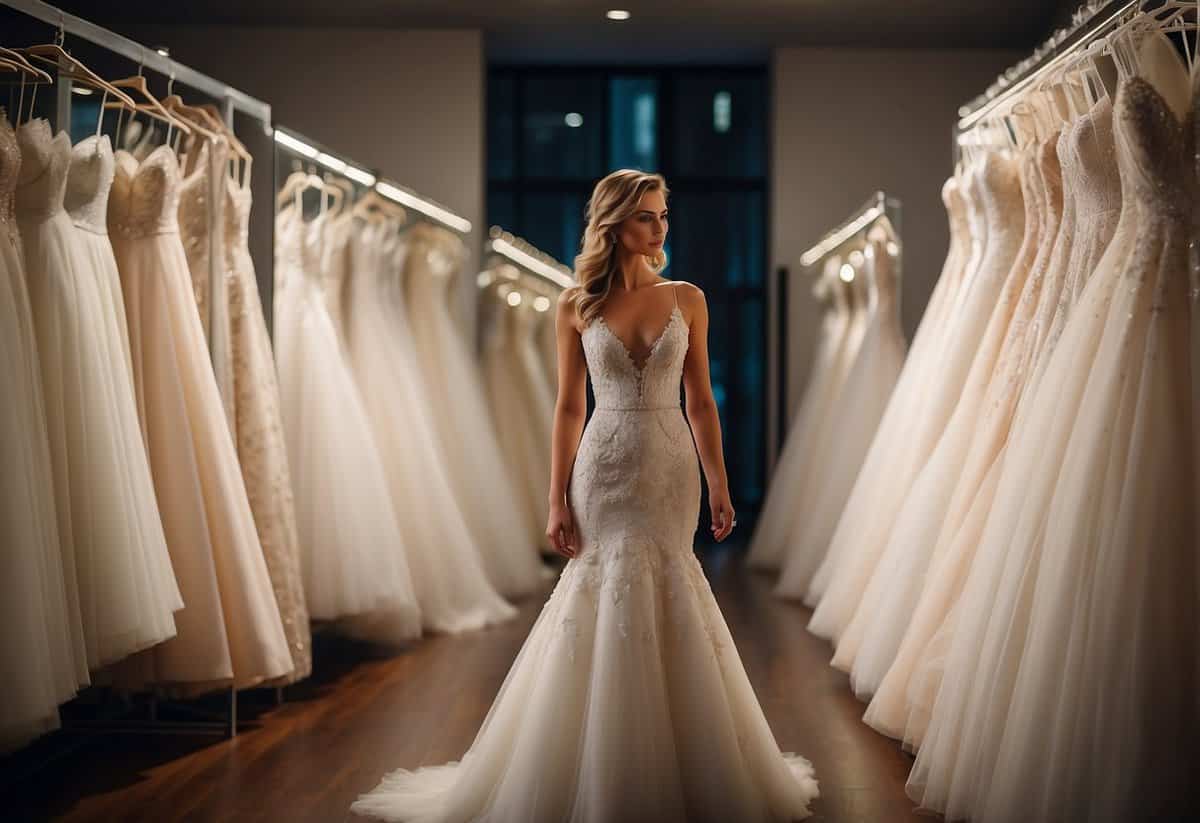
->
1 0 271 128
484 227 575 291
956 0 1142 136
273 126 473 236
798 191 901 269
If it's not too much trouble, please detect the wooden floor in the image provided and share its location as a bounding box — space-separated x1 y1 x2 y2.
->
4 544 936 823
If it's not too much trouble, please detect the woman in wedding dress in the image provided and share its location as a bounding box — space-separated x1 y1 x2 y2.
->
351 169 819 822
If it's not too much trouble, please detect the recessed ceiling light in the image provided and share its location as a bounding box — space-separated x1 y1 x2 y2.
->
606 10 631 21
155 46 170 57
564 112 583 127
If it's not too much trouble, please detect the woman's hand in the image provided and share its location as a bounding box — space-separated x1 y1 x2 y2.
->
546 500 578 559
709 485 736 542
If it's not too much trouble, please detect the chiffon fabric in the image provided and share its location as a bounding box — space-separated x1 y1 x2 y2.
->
352 282 819 823
107 141 291 694
402 222 548 598
342 219 517 634
774 225 907 597
15 119 181 677
747 256 861 573
906 35 1197 823
480 277 557 554
808 151 1024 646
0 114 89 753
274 207 421 644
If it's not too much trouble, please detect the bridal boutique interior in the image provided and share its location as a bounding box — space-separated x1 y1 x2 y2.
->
1 1 1196 822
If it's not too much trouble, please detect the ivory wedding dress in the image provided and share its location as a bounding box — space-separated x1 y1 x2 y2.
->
274 207 421 644
774 226 906 597
16 119 181 674
907 34 1195 823
747 256 856 572
107 142 292 693
0 113 86 753
352 282 819 823
402 223 547 597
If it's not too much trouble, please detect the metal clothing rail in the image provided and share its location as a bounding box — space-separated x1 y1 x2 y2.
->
2 0 272 125
274 126 474 236
798 191 901 268
484 227 575 289
956 0 1140 131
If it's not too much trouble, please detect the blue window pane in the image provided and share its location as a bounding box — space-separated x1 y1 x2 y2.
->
520 74 604 179
665 192 765 289
672 74 766 178
488 73 515 180
486 191 516 237
519 192 586 269
609 75 658 172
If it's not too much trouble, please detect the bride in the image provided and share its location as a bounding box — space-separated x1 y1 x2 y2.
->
351 169 819 822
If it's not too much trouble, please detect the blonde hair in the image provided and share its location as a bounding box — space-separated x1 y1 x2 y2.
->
567 169 669 327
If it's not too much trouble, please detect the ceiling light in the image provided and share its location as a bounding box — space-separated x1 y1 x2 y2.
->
606 10 631 21
839 263 855 283
564 112 583 128
71 86 94 95
155 47 169 57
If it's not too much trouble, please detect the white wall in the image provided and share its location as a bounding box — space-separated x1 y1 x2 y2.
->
115 24 486 322
768 46 1022 462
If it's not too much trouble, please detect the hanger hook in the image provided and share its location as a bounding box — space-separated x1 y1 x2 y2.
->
138 45 145 77
55 12 65 47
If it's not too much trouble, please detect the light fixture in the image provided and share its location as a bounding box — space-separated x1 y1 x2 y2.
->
376 180 473 234
71 86 94 95
533 295 552 312
839 263 856 283
155 46 170 57
343 165 377 187
506 290 523 306
848 249 865 268
316 151 347 174
564 112 583 128
713 91 731 133
274 129 318 159
477 271 495 288
887 240 900 256
606 10 631 21
490 236 575 288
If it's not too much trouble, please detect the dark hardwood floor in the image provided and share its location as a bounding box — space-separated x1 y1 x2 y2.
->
3 544 936 823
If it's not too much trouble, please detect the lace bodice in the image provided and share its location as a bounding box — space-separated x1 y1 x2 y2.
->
582 284 689 411
1068 97 1121 220
14 118 69 223
222 176 252 269
65 134 115 234
109 146 181 238
1117 76 1191 220
178 138 227 265
0 112 19 227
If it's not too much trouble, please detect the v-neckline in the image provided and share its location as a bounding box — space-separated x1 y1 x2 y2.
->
597 305 682 373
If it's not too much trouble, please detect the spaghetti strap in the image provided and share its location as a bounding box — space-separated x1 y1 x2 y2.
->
671 282 679 309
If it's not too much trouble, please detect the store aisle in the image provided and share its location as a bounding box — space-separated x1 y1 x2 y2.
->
6 545 928 823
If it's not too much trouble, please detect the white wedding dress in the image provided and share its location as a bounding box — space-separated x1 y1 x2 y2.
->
274 207 422 643
401 223 548 598
352 282 819 823
907 34 1196 823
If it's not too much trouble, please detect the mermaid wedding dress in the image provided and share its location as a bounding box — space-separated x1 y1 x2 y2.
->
351 282 819 823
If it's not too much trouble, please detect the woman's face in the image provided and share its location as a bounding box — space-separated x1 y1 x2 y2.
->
614 188 668 258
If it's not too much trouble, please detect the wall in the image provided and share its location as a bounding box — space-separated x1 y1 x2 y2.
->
767 46 1022 462
114 24 486 322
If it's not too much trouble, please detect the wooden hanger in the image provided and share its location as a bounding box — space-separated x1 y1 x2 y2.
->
0 48 52 83
352 188 407 225
195 102 253 188
102 74 193 137
20 43 137 109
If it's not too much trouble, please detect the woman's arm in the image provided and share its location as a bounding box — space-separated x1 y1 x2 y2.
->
679 284 736 541
546 290 589 556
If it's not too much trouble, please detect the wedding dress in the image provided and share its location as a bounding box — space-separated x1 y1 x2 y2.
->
274 207 421 644
809 151 1024 647
804 173 979 606
774 226 906 598
402 223 547 597
906 35 1194 822
480 281 554 553
351 281 819 823
342 219 516 634
16 119 181 674
868 95 1122 745
107 142 292 693
0 113 85 753
219 169 311 681
838 129 1054 698
747 256 856 572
